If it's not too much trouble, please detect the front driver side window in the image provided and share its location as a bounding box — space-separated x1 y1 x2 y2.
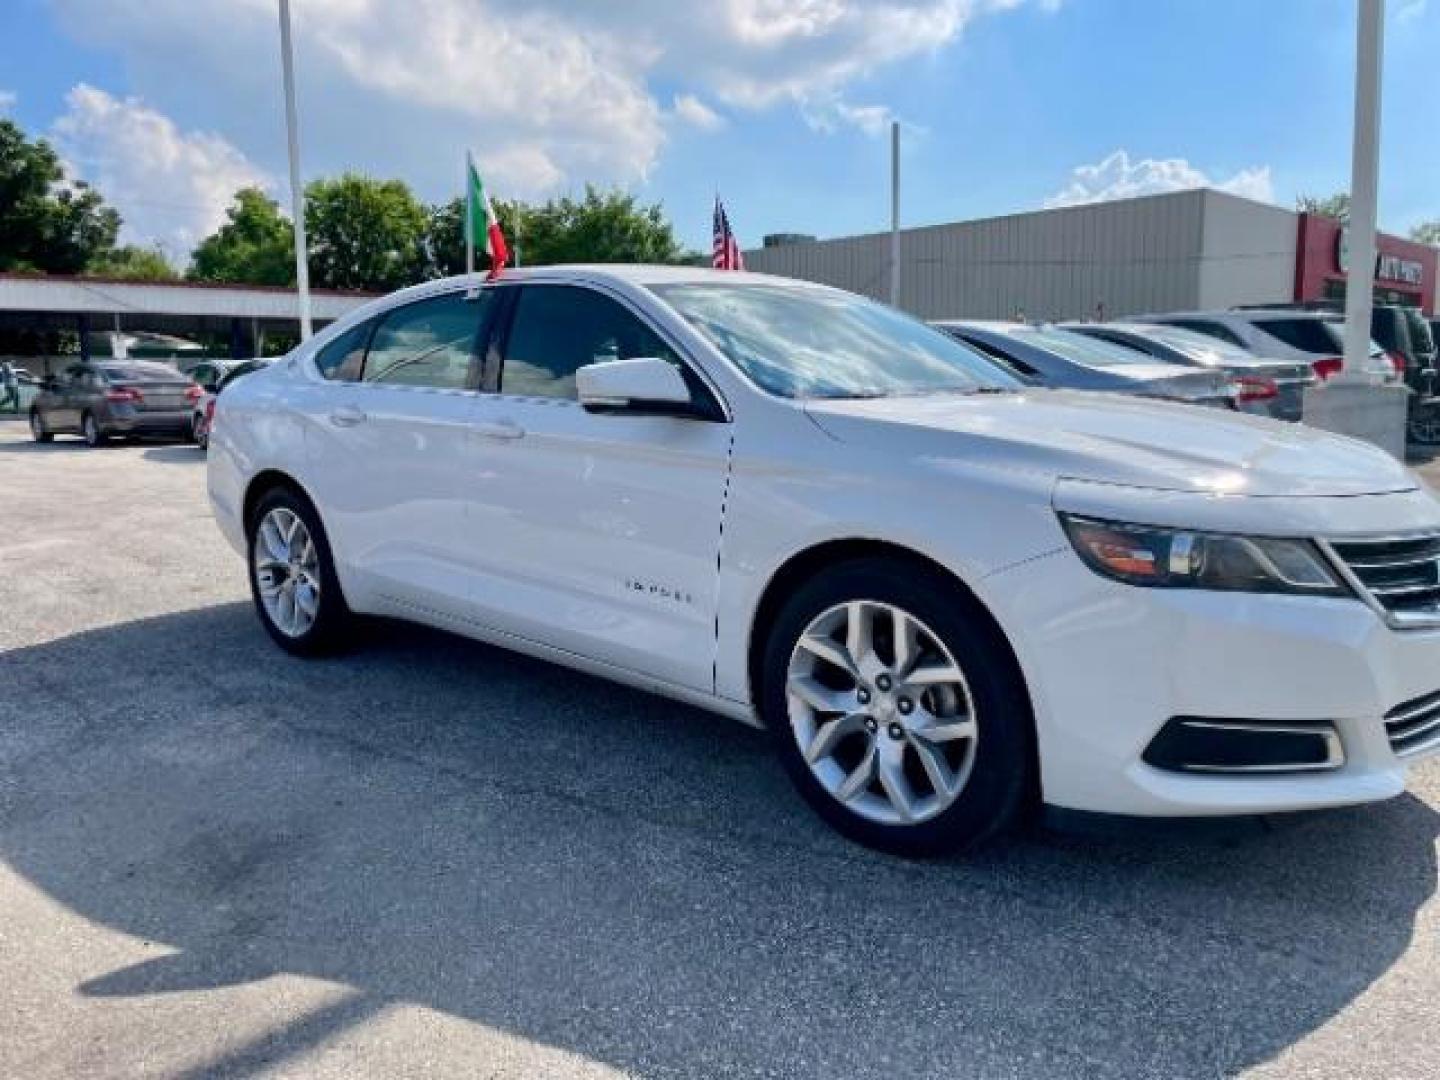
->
501 285 679 400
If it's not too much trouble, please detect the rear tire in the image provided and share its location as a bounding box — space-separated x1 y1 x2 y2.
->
247 486 352 657
760 557 1035 857
29 409 52 443
81 411 106 448
191 411 208 449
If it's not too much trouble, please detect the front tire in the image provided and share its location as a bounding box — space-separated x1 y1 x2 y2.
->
247 487 352 656
81 411 106 447
760 558 1035 857
29 409 53 443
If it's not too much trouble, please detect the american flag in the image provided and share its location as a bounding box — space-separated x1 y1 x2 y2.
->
712 196 745 271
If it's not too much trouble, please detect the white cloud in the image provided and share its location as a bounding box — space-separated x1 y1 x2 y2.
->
50 84 271 259
800 96 894 136
0 90 15 111
1397 0 1428 22
47 0 1054 213
1044 149 1275 209
672 94 726 133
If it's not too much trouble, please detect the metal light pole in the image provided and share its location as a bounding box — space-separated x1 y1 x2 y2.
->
889 119 901 307
1341 0 1384 380
278 0 313 340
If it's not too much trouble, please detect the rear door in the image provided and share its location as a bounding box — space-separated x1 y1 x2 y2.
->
465 282 732 693
305 288 498 620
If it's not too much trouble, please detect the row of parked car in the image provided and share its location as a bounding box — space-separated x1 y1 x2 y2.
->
25 357 270 449
931 304 1439 432
21 299 1440 450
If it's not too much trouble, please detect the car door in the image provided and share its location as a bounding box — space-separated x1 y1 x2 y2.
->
55 364 92 430
304 288 498 621
465 282 732 693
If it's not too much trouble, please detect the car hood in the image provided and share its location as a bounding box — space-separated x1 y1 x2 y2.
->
804 389 1417 497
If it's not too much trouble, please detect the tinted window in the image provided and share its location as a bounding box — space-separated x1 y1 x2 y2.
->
955 334 1038 377
99 362 182 382
1404 308 1435 356
654 284 1017 399
364 292 488 390
315 320 373 382
503 285 679 400
1254 318 1341 355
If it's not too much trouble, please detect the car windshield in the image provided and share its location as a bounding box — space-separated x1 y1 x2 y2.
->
99 362 184 383
650 283 1020 399
1008 326 1157 367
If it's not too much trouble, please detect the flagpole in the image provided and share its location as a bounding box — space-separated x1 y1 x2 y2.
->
277 0 312 340
464 149 475 279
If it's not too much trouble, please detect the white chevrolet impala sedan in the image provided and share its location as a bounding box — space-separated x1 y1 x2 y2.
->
208 266 1440 855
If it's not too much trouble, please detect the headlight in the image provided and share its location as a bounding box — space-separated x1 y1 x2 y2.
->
1058 514 1348 596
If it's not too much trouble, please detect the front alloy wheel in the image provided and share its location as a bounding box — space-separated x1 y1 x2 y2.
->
787 601 978 826
762 558 1034 857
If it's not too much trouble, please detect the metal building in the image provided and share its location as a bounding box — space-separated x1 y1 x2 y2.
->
744 188 1436 322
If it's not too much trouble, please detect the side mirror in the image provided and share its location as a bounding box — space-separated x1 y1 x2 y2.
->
577 358 695 416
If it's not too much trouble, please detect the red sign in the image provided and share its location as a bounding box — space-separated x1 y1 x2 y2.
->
1296 212 1436 314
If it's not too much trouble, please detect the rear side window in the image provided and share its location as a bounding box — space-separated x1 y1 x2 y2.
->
501 284 679 400
1254 318 1341 355
315 320 372 382
363 292 491 390
1168 319 1248 348
957 334 1037 377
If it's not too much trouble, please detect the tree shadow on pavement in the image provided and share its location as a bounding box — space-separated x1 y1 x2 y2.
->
1 604 1435 1078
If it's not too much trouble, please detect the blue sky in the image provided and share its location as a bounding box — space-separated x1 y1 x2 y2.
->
1 0 1435 260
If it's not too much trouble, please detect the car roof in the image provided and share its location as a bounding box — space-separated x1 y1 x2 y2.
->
931 319 1028 332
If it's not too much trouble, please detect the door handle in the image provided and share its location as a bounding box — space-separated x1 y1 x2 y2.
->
473 420 525 440
329 405 367 427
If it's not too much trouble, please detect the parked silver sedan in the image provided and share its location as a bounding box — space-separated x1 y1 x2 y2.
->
1060 321 1314 421
932 322 1237 409
29 361 202 447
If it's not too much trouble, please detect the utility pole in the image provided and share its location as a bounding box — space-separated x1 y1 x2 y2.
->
1341 0 1383 380
889 120 901 308
278 0 313 340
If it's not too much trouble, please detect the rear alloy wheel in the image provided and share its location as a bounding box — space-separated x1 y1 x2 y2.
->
81 411 106 447
247 488 351 656
29 409 52 443
1408 405 1440 447
762 558 1034 857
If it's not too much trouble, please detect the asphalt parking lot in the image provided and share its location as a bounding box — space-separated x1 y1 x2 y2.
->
2 423 1439 1079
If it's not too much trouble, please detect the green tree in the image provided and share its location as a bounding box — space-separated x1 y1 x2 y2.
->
0 118 121 273
92 244 178 281
305 173 428 291
190 187 295 285
521 186 684 265
1296 192 1350 223
1410 219 1440 246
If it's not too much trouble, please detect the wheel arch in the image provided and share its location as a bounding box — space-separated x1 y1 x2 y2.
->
745 538 1035 735
242 468 321 534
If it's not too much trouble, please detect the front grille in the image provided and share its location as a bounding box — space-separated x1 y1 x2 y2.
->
1328 534 1440 624
1385 692 1440 756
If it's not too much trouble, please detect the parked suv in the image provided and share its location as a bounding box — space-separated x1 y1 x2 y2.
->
30 360 202 446
211 268 1440 856
1144 309 1396 383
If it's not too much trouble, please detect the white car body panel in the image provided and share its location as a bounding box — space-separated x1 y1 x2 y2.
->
210 266 1440 821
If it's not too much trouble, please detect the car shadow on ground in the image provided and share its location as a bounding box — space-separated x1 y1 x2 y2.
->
1 604 1435 1078
140 444 205 465
0 437 89 454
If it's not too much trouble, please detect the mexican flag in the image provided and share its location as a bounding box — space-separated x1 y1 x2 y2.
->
466 152 509 280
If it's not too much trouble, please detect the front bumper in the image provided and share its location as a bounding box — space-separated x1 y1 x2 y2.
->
985 542 1440 819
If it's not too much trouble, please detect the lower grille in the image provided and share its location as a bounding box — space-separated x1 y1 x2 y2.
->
1327 534 1440 626
1385 692 1440 756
